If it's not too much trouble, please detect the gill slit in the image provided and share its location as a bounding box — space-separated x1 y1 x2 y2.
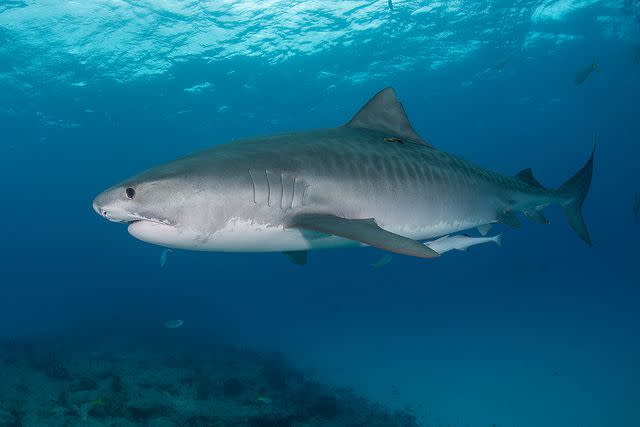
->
248 169 257 204
301 184 310 207
265 170 271 207
279 173 285 210
291 176 297 209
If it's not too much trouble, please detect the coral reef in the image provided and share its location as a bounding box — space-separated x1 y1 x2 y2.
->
0 336 418 427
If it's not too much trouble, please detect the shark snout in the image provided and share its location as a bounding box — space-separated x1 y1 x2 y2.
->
92 190 131 223
92 199 109 219
92 195 115 221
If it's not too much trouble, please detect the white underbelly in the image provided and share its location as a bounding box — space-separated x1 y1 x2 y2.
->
127 218 488 252
128 219 359 252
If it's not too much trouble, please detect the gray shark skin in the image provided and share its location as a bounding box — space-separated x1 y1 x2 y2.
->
93 88 594 258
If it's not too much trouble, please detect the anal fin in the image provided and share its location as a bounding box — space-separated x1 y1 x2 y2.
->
289 214 439 258
524 208 549 224
477 224 492 236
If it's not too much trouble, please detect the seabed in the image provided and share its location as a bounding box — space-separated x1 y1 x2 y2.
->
0 334 419 427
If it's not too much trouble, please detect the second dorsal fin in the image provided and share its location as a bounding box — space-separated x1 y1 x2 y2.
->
516 168 545 190
346 87 431 146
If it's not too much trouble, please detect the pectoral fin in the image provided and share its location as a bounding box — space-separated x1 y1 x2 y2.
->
283 251 308 266
289 214 439 258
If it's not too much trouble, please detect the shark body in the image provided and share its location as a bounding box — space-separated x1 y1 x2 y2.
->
93 88 594 258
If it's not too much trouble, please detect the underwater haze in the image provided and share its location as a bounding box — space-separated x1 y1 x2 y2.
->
1 1 640 426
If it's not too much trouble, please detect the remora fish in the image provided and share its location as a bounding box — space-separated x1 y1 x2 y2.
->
425 234 502 254
93 88 594 258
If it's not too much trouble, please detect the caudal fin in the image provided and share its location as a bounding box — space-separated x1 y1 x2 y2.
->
557 140 595 245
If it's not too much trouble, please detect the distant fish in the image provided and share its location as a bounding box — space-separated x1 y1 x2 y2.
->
633 193 640 223
370 253 393 268
256 396 272 404
164 319 184 329
575 60 600 85
160 248 172 268
71 81 87 87
388 0 393 11
184 82 213 94
425 234 502 254
494 54 512 70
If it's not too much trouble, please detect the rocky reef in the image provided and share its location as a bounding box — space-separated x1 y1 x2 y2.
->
0 335 419 427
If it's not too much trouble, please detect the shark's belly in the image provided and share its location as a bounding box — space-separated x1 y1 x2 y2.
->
128 219 362 252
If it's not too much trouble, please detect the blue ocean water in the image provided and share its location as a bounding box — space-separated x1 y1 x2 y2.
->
1 1 640 426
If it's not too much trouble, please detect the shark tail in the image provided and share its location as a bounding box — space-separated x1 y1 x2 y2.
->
556 140 596 245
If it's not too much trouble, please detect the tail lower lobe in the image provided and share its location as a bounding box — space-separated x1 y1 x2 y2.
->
557 142 595 245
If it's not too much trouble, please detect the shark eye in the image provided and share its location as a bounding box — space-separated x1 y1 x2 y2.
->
125 187 136 199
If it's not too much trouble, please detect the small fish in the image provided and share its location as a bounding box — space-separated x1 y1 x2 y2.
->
425 234 502 255
71 81 87 87
633 193 640 223
164 319 184 329
256 396 272 404
183 82 213 94
574 59 600 85
160 248 171 268
494 54 512 70
370 253 393 268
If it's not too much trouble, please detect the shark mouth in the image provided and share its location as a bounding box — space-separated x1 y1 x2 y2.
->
92 201 174 227
98 208 175 228
126 214 174 227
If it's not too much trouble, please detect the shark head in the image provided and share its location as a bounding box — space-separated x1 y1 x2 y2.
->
92 150 257 251
93 180 177 225
93 172 193 248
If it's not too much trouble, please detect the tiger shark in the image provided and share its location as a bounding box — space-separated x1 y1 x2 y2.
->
93 88 594 259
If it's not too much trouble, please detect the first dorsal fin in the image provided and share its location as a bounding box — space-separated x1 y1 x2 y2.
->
516 168 545 190
346 87 431 146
